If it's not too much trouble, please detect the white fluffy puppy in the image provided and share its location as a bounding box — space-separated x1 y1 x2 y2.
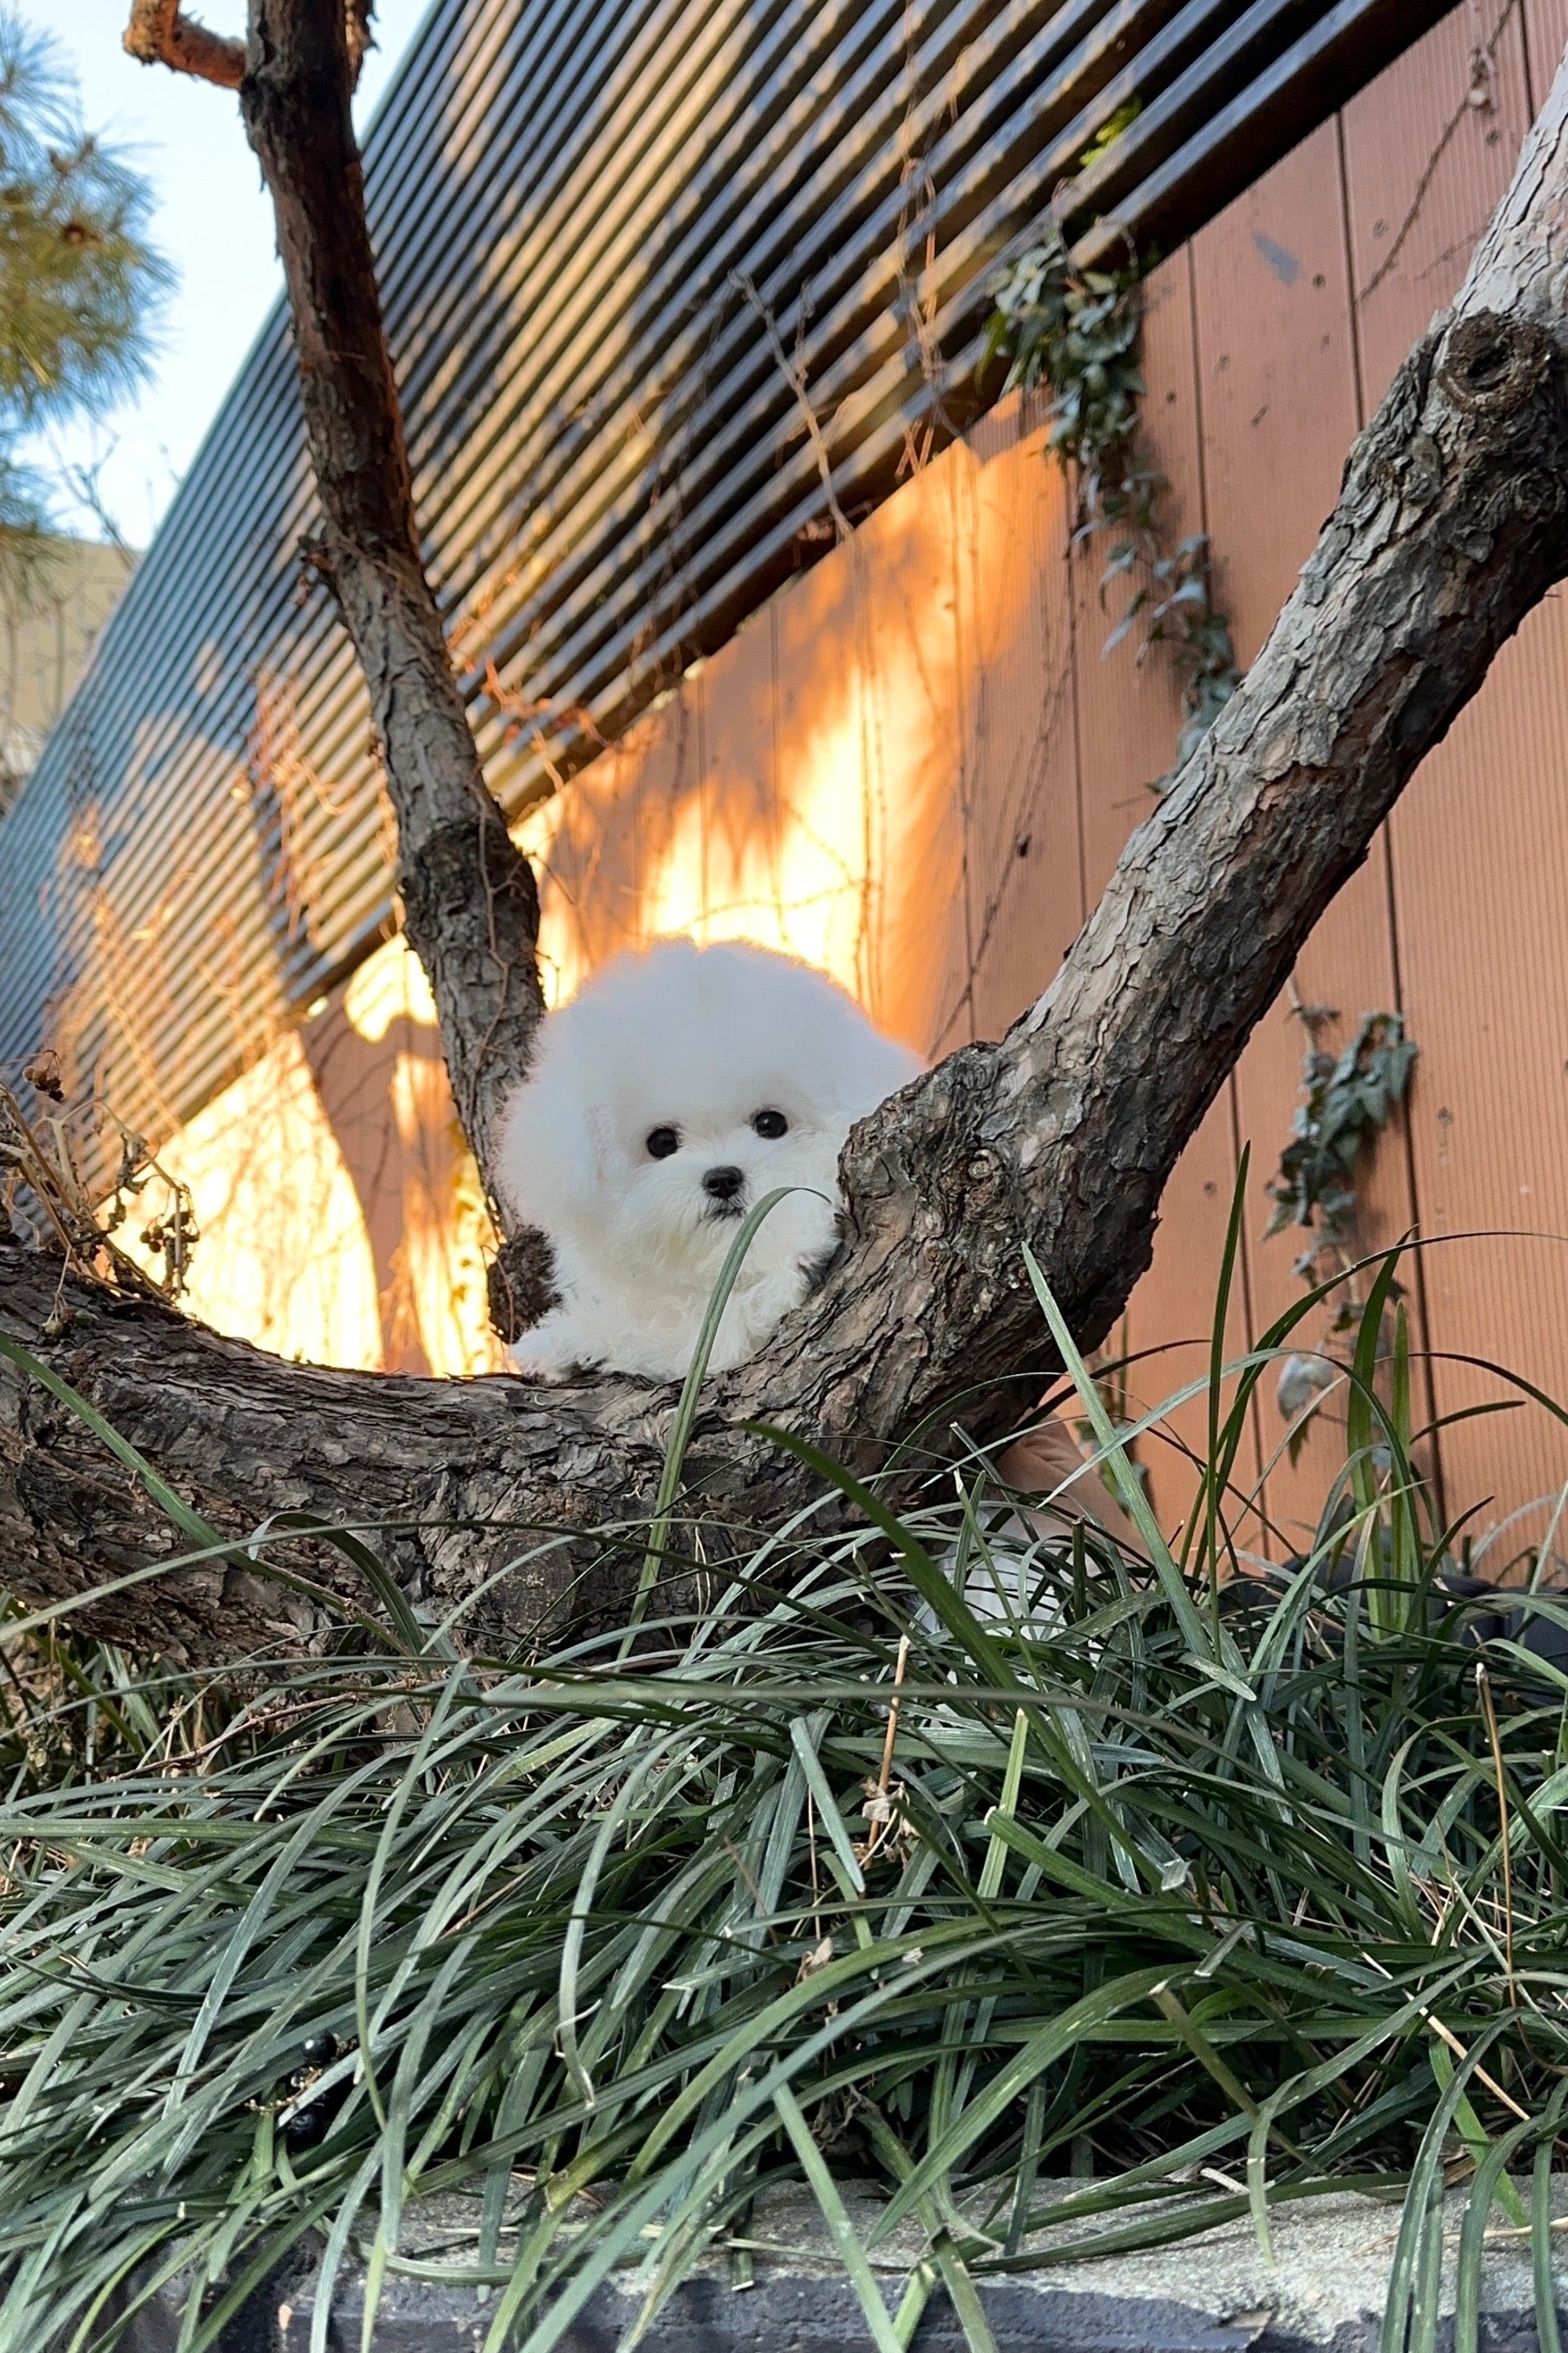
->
497 939 922 1380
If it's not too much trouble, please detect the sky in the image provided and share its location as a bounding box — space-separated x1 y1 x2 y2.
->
19 0 432 551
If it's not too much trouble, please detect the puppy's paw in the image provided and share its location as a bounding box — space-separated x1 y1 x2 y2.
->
506 1303 605 1381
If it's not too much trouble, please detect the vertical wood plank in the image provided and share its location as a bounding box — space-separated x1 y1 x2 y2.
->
1525 0 1568 110
303 1001 416 1371
683 607 784 951
1065 249 1259 1538
1385 609 1568 1560
1074 254 1201 906
769 472 967 1056
957 398 1084 1047
1191 119 1414 1549
1343 5 1531 408
770 527 881 1015
624 675 704 948
1189 123 1360 653
852 451 971 1059
523 704 652 1004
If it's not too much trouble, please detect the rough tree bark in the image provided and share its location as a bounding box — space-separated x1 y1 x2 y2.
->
3 17 1567 1662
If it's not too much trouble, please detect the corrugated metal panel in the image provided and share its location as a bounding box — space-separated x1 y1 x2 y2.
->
0 0 1460 1155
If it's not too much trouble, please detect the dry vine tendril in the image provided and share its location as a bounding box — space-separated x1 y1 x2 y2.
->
982 224 1243 790
2 1062 199 1310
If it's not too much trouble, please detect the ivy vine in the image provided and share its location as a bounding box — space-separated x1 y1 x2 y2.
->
1267 1004 1417 1296
983 224 1242 789
1267 1009 1416 1261
1268 1003 1418 1440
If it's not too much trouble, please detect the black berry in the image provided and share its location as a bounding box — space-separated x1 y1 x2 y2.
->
281 2101 328 2154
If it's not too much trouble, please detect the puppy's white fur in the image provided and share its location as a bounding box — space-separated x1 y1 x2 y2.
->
497 939 922 1380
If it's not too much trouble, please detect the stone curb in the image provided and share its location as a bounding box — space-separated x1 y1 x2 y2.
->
117 2182 1568 2351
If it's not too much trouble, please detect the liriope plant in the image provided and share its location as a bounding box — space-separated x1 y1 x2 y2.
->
0 1215 1565 2353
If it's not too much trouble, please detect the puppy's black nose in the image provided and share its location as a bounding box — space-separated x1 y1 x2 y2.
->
703 1164 744 1202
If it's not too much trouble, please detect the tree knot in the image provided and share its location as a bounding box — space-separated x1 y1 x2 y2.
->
1437 312 1556 418
399 809 539 925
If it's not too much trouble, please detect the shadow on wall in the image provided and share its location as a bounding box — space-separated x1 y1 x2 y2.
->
117 937 500 1377
516 392 1082 1065
108 392 1076 1380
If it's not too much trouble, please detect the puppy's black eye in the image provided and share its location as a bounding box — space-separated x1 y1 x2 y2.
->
646 1126 681 1160
752 1109 788 1139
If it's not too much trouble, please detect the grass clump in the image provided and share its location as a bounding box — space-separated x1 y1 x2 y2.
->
1 1243 1566 2351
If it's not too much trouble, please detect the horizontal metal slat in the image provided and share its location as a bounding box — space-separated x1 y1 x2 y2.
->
1072 0 1457 261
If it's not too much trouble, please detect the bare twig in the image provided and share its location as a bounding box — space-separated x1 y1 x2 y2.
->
876 1634 911 1794
1358 0 1519 304
2 1074 199 1308
855 1634 913 1869
1364 1950 1529 2117
730 269 851 544
41 432 140 567
1485 2214 1568 2241
1429 2005 1528 2119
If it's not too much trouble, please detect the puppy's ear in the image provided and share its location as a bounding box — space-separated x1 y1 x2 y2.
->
817 1024 925 1124
578 1100 619 1186
496 1060 603 1232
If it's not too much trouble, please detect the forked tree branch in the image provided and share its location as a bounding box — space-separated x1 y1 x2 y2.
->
13 30 1567 1663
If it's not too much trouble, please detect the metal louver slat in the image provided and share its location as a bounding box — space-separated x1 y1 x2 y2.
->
0 0 1458 1158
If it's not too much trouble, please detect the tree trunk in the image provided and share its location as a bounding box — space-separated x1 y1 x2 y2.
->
22 21 1567 1664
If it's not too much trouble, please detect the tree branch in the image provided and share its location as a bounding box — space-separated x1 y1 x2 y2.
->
240 0 544 1200
29 39 1565 1663
124 2 378 99
0 1235 670 1666
123 2 244 90
125 0 546 1209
